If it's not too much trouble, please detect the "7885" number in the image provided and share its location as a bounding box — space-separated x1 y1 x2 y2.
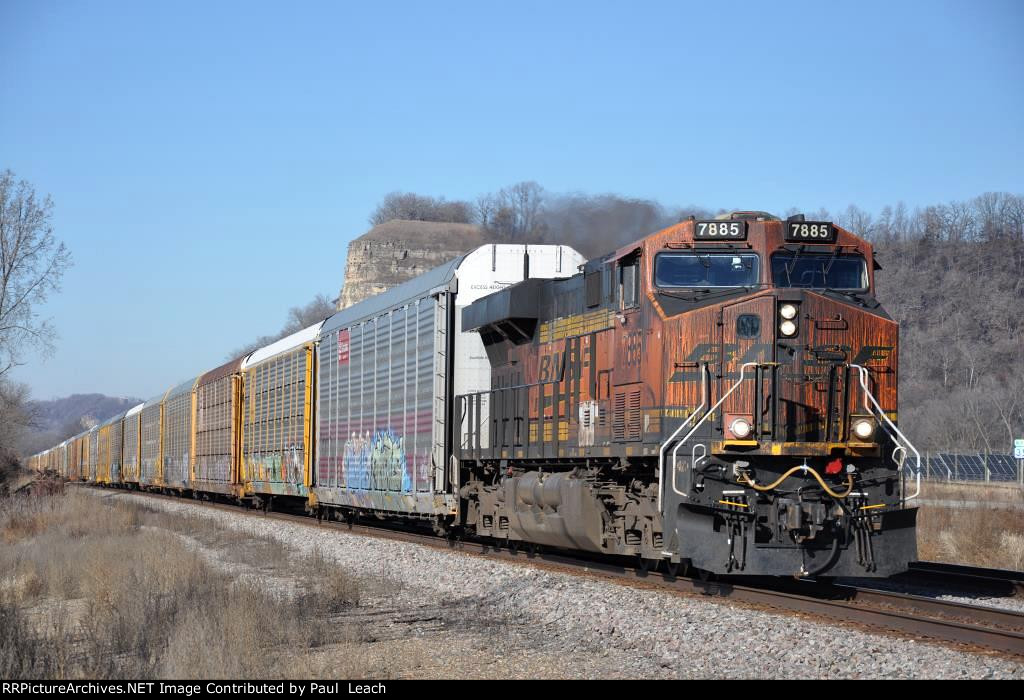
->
695 221 744 238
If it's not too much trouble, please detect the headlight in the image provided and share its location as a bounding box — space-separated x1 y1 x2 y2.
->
729 417 752 439
851 418 875 440
779 303 798 320
779 319 798 337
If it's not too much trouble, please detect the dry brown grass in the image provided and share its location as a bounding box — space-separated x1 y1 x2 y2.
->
0 490 363 679
914 481 1024 569
919 480 1024 504
916 502 1024 570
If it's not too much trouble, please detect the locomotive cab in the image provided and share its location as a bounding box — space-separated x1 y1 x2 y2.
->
459 212 919 578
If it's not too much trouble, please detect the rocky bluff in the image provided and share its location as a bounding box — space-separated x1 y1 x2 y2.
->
336 220 486 310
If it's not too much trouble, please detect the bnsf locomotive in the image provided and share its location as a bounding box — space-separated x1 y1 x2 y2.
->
27 213 920 578
460 213 919 577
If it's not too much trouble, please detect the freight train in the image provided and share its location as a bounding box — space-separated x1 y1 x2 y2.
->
27 214 921 578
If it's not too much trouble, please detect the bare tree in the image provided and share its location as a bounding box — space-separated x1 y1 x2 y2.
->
0 170 72 378
478 181 546 242
838 204 875 239
228 293 336 360
369 192 473 226
282 293 336 334
0 379 34 465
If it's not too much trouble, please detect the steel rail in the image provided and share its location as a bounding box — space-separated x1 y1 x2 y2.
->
901 560 1024 597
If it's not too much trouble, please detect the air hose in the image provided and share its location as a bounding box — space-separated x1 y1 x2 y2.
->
737 464 854 499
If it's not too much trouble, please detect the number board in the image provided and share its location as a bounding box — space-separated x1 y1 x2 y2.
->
694 220 746 240
786 221 835 242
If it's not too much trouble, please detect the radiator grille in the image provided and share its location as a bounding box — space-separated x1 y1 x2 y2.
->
613 387 642 442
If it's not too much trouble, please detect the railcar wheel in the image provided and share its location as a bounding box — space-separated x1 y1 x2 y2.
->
637 556 655 575
665 560 680 578
508 540 519 554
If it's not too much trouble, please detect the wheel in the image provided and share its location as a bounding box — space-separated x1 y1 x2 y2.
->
665 560 680 578
637 556 654 575
508 540 520 554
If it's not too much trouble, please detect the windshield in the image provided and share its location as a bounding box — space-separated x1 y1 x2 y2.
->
771 253 867 289
655 253 759 288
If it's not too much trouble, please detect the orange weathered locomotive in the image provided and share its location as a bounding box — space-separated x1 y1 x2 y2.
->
459 212 919 577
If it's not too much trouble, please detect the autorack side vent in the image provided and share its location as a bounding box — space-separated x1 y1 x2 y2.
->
462 277 545 345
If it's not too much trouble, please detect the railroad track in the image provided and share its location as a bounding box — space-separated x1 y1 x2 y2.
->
901 561 1024 597
86 485 1024 658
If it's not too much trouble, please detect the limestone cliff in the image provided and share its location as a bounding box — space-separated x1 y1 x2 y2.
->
336 220 486 310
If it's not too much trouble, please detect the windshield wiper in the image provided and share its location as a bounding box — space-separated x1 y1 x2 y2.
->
658 285 759 303
783 247 803 286
821 287 879 309
658 288 711 301
821 247 841 276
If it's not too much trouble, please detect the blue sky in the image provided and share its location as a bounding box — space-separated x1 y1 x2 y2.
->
1 0 1022 399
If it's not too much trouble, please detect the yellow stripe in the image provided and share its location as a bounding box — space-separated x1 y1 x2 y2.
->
538 309 615 343
718 500 749 508
859 503 886 511
303 344 313 488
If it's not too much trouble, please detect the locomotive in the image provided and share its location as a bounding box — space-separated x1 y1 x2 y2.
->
458 213 919 577
27 213 920 578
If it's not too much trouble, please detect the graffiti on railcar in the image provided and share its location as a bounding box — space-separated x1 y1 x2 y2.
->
370 428 411 492
340 429 413 492
342 431 371 489
247 444 304 485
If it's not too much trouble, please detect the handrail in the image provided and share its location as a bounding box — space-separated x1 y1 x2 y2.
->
670 362 763 500
658 362 764 509
657 363 707 510
850 363 921 502
459 378 559 400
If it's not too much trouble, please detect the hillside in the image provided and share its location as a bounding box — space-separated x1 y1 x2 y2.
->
874 235 1024 453
21 394 142 455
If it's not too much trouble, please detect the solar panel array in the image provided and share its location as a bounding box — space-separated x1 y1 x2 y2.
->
919 452 1021 482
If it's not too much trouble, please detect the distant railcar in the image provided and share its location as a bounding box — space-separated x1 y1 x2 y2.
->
192 357 246 497
162 377 199 491
241 324 322 501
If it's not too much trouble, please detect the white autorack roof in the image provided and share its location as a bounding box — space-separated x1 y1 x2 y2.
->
242 321 325 370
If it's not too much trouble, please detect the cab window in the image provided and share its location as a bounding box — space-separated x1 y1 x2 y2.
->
620 259 639 309
771 253 867 290
654 253 759 288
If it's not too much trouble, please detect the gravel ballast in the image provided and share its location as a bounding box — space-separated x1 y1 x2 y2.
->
90 490 1024 679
